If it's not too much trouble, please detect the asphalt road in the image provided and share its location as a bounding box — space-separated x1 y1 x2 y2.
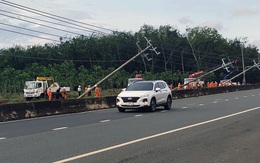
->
0 89 260 163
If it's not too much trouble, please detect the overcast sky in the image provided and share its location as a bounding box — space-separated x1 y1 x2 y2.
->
0 0 260 49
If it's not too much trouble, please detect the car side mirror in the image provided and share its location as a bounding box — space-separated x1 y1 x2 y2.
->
155 87 161 92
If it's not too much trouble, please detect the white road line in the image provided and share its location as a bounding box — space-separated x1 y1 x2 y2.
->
244 96 247 98
135 114 143 117
53 106 260 163
252 95 255 97
52 127 68 131
235 97 239 100
199 104 204 106
225 99 229 101
160 110 167 113
0 137 6 140
181 106 188 109
100 120 111 123
213 101 218 104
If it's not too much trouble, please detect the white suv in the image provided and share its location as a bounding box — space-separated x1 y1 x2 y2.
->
116 80 172 112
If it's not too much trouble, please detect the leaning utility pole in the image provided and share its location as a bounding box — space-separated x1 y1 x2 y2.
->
172 58 234 91
224 60 260 84
77 37 159 99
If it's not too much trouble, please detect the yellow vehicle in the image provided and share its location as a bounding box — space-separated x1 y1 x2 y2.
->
36 77 54 83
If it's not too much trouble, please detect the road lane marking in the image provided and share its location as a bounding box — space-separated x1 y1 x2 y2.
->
135 114 143 117
0 137 6 140
225 99 229 101
52 127 68 131
52 106 260 163
100 120 111 123
252 95 255 97
244 96 247 98
181 106 188 109
160 110 167 113
235 97 239 100
213 101 218 104
199 104 204 106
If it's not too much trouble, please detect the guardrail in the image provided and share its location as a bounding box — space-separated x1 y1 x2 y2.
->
1 84 260 122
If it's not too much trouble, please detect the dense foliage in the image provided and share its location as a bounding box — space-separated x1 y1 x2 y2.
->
0 25 259 93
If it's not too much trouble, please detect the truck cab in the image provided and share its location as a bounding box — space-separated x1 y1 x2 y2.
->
23 80 48 100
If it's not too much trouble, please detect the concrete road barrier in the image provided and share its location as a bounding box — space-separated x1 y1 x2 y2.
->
0 84 260 122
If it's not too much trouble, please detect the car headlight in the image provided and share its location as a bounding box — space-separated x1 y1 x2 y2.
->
140 94 149 98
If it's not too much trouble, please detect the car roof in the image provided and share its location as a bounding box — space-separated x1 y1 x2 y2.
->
135 80 165 83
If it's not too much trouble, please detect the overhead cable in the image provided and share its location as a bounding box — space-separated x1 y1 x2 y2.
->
0 9 96 34
0 0 114 34
0 27 60 42
0 22 64 38
0 13 83 35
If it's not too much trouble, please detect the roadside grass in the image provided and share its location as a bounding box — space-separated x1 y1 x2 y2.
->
0 88 122 104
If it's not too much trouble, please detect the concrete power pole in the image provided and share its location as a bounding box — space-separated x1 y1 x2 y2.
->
241 45 246 85
225 60 260 83
77 37 159 99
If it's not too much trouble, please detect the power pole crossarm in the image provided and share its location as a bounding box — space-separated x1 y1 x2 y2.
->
77 41 153 99
224 60 260 84
172 59 234 91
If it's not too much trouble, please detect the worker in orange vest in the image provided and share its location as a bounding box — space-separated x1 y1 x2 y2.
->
61 87 67 99
189 83 193 89
177 83 181 90
85 85 88 96
95 86 100 98
47 88 52 101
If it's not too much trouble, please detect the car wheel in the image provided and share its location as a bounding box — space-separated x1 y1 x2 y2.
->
118 107 125 112
149 98 156 112
164 96 172 110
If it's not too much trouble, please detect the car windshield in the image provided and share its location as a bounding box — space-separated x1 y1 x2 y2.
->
126 82 153 91
24 81 37 89
127 78 143 86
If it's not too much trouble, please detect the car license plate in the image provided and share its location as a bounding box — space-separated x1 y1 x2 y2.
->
126 102 134 106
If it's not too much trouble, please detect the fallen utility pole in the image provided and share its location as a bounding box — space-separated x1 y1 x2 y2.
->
173 58 234 91
77 38 154 99
224 60 260 84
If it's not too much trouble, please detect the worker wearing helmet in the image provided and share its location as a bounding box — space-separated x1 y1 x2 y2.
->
77 85 81 96
61 87 67 99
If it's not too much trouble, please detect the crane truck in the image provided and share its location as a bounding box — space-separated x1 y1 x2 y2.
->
23 77 70 101
183 71 204 89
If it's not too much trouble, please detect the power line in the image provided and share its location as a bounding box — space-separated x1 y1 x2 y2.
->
0 0 114 34
0 9 96 34
0 13 83 35
0 27 60 42
0 2 247 63
0 22 64 38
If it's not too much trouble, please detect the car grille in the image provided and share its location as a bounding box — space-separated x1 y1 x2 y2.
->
121 97 140 102
26 92 34 94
